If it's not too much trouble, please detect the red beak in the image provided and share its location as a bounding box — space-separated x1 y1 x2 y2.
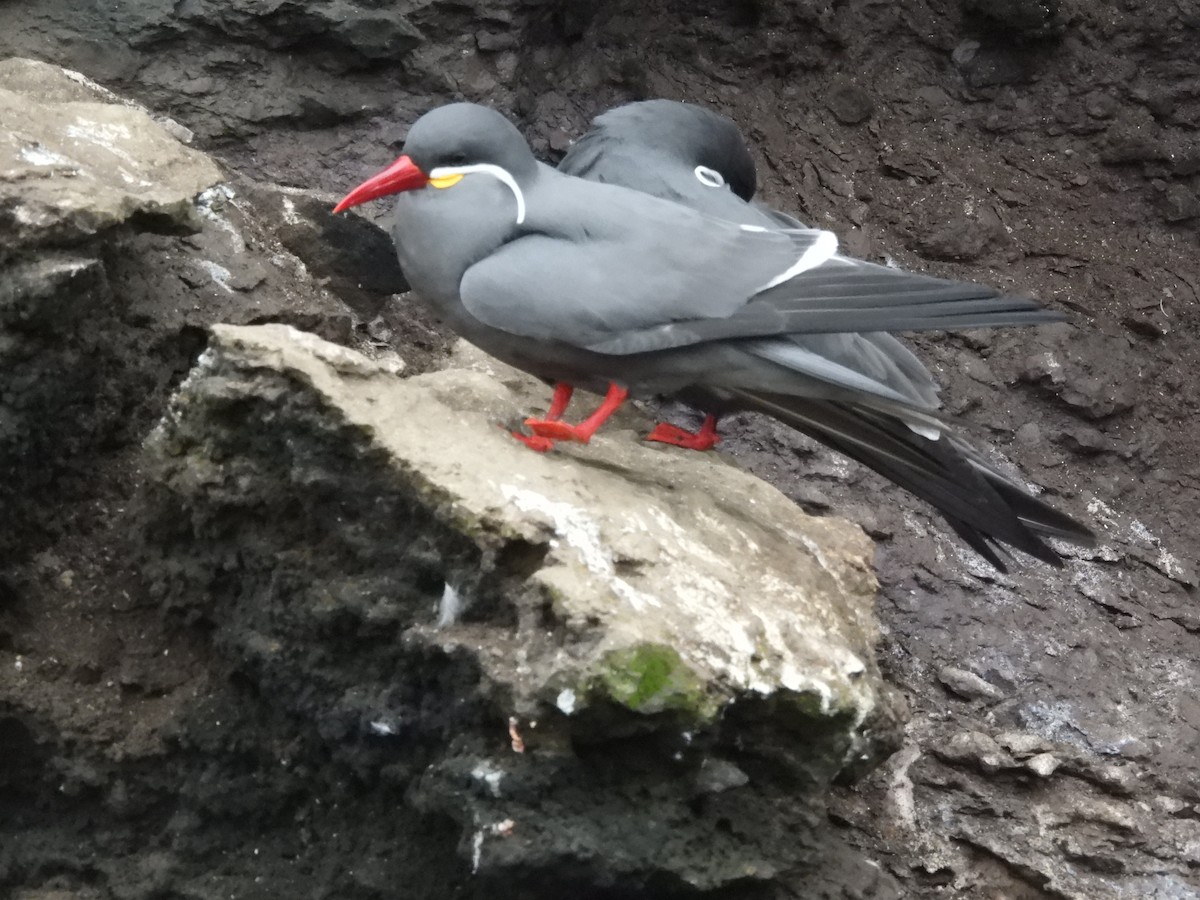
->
333 155 429 214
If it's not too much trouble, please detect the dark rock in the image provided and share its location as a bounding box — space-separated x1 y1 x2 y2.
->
1085 91 1118 119
956 45 1035 88
330 10 424 62
1015 423 1042 447
1101 121 1171 164
476 30 517 52
145 324 900 893
915 212 1004 262
0 254 112 529
826 80 874 125
175 1 424 63
939 667 1006 701
1019 333 1138 419
1054 426 1117 456
879 150 941 183
695 758 752 794
934 730 1014 773
962 0 1064 39
1122 311 1171 338
1156 184 1200 222
236 179 409 319
1172 151 1200 177
952 40 981 68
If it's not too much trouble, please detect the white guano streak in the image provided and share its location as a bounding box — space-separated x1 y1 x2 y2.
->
760 229 838 291
430 163 526 225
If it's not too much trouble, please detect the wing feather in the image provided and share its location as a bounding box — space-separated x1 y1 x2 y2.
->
463 178 1059 355
460 193 829 343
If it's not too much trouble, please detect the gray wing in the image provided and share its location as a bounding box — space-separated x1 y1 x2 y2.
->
459 209 828 346
586 252 1061 355
769 331 941 408
755 202 806 229
559 102 1044 346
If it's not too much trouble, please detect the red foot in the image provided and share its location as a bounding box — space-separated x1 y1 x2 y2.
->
646 415 720 451
526 382 629 445
510 430 557 453
525 418 590 443
503 382 575 452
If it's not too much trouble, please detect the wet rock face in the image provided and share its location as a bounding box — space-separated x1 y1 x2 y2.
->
234 180 410 319
961 0 1064 40
0 56 906 892
0 60 356 559
144 324 904 892
0 60 219 252
0 59 215 551
1 0 1200 896
0 0 492 144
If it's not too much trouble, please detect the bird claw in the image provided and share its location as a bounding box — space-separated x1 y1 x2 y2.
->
524 418 591 443
498 423 557 452
510 430 557 453
646 421 720 451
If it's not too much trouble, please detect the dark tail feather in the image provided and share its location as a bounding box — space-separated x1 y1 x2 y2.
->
971 461 1097 548
943 520 1012 572
729 389 1094 570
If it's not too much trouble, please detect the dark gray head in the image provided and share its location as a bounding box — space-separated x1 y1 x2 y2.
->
401 103 539 182
583 100 759 201
334 103 541 214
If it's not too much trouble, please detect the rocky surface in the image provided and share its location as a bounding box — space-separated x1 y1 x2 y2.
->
0 59 218 252
1 0 1198 897
0 59 358 561
0 57 906 900
140 323 903 893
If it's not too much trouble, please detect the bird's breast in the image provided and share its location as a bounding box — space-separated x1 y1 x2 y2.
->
390 179 517 305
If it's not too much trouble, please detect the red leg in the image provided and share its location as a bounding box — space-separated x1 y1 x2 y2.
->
526 383 630 444
508 382 574 452
544 383 574 422
646 414 720 451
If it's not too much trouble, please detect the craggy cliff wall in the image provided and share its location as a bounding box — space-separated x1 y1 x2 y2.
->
1 2 1198 898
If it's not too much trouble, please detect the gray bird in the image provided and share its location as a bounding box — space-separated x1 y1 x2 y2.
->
558 98 803 228
334 102 1093 568
557 99 929 450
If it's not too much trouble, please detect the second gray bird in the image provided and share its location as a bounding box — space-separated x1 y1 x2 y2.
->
555 98 1094 569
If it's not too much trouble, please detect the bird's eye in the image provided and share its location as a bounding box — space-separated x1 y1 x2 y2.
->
446 151 468 166
694 165 726 188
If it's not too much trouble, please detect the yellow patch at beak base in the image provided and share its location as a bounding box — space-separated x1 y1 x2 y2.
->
429 173 464 189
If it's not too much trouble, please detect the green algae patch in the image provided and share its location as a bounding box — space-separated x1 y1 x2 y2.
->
594 644 718 720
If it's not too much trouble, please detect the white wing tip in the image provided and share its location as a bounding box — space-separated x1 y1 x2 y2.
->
906 422 941 441
761 229 840 291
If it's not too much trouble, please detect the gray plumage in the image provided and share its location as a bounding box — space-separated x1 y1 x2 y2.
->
346 102 1094 568
558 100 761 210
558 99 1093 567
